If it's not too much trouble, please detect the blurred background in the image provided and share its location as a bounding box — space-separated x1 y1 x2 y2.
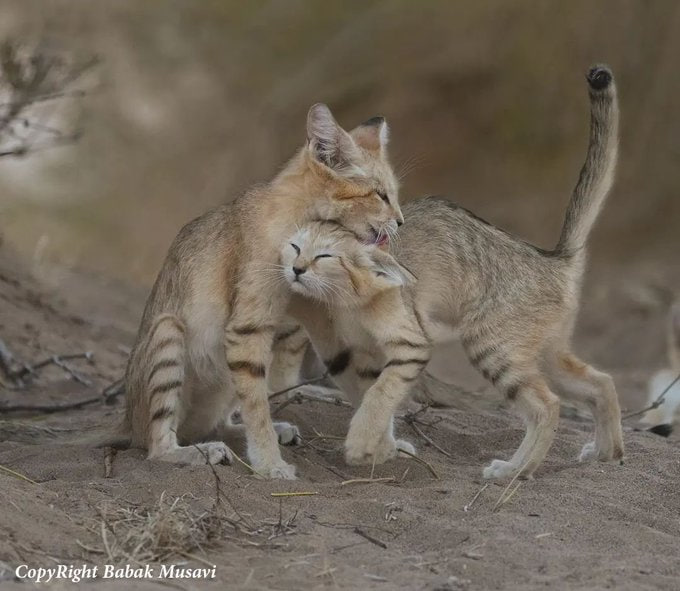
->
0 0 678 374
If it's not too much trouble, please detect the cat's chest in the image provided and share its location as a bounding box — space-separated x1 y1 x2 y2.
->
334 309 376 348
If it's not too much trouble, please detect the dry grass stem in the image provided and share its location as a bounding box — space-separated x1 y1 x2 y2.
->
270 491 319 497
341 477 395 486
463 483 489 512
0 463 38 484
623 372 680 420
397 448 440 480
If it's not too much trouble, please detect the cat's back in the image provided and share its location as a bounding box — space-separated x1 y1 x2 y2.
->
136 204 241 334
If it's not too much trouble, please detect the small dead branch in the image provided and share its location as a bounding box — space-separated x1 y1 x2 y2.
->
16 352 94 386
463 483 489 512
341 477 395 486
103 447 117 478
0 394 101 414
270 491 319 497
0 463 38 484
406 419 452 459
462 544 485 560
623 372 680 420
230 450 266 479
492 463 529 512
411 370 476 407
103 378 125 404
397 448 440 480
189 440 254 530
0 40 97 158
268 372 330 402
353 527 387 549
272 388 351 416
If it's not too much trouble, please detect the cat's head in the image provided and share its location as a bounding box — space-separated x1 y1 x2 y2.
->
298 105 402 247
279 222 414 307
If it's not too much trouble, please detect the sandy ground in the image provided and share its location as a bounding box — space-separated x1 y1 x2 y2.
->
1 246 679 591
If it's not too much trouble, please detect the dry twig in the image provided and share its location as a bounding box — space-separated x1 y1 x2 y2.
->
341 477 395 486
623 372 680 420
0 463 38 484
353 527 387 549
397 448 440 480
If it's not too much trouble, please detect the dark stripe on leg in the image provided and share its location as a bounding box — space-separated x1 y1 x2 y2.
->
228 360 266 378
148 337 182 359
506 382 521 400
150 380 183 398
151 407 174 422
468 345 496 367
274 326 301 343
384 357 429 368
230 323 274 336
148 359 180 383
490 362 511 385
384 337 429 349
356 367 382 380
325 349 352 376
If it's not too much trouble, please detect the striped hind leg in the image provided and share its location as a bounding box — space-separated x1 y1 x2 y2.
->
269 322 309 392
545 352 624 463
269 321 342 400
465 340 559 479
145 315 231 465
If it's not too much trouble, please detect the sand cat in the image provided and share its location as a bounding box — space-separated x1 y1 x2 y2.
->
641 303 680 436
120 105 403 479
276 66 624 479
279 221 420 462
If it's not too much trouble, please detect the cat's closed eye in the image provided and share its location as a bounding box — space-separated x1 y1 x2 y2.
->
315 254 332 260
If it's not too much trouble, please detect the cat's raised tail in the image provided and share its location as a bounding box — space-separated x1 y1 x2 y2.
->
556 65 619 254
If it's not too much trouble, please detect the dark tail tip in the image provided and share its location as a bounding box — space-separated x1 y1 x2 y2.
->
648 423 673 438
587 65 613 91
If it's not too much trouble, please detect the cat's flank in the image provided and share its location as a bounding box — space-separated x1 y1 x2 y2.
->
279 66 623 479
118 104 403 479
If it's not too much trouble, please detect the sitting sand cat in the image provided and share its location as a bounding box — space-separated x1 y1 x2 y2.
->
117 104 404 479
641 303 680 436
276 66 624 479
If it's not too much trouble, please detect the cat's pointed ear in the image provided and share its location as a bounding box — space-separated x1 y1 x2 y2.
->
350 116 389 152
368 248 416 287
307 103 359 173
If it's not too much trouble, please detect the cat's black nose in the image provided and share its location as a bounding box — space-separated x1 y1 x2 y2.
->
293 266 306 277
397 219 403 227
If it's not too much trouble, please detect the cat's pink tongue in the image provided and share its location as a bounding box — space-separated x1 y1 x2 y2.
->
375 234 389 247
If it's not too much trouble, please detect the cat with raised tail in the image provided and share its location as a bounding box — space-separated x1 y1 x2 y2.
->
277 66 624 479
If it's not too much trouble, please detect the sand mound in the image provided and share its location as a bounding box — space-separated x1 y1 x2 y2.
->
1 249 679 590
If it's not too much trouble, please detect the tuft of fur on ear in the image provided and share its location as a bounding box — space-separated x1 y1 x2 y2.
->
368 247 415 287
351 116 389 152
306 103 361 173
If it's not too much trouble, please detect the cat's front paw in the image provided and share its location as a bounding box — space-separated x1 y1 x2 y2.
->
345 430 397 466
483 459 517 479
273 421 301 446
255 460 297 480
